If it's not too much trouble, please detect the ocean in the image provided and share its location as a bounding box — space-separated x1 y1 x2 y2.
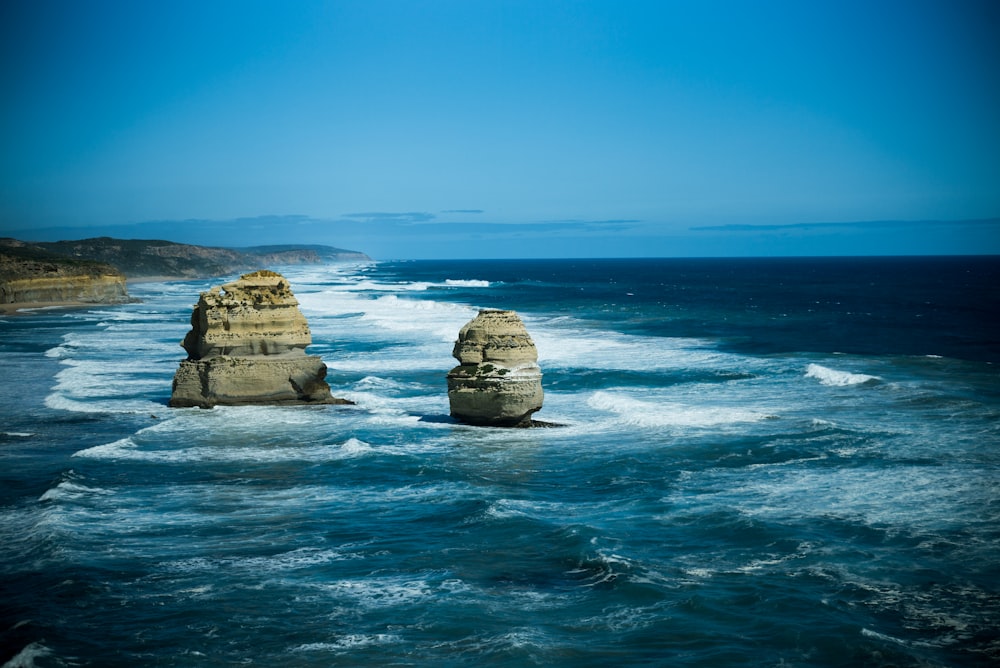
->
1 256 998 667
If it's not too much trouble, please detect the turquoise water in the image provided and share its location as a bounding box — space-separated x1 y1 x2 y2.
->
1 258 998 666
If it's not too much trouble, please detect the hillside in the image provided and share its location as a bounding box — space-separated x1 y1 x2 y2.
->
0 238 124 279
32 238 370 278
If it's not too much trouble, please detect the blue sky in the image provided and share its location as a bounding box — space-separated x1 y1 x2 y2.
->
1 0 998 259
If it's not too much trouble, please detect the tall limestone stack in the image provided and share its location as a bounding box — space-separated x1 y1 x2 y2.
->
169 270 347 408
446 309 544 427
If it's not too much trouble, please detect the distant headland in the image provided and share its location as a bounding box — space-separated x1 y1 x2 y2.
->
0 237 370 314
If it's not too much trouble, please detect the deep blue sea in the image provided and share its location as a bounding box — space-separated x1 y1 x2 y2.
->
1 257 998 667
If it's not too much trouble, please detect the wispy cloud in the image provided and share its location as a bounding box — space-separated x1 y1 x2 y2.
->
341 212 435 224
387 219 642 239
545 219 641 230
691 218 1000 232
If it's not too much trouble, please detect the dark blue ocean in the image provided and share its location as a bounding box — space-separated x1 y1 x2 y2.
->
1 257 998 667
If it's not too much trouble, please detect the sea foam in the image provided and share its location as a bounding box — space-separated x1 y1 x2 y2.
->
2 642 56 668
806 363 881 386
586 390 769 429
292 635 402 652
444 279 491 287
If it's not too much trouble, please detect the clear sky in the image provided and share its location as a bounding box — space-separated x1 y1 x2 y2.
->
1 0 998 259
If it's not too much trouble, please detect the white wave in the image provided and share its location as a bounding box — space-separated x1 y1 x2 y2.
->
72 435 375 463
860 627 930 648
39 480 113 503
491 630 551 649
735 541 819 574
444 279 491 287
483 498 620 524
341 279 435 292
44 393 165 415
428 627 558 655
805 363 881 386
299 267 734 378
314 277 490 292
325 354 453 374
175 584 214 597
300 289 477 347
1 641 55 668
295 290 368 316
530 326 726 372
270 262 374 287
44 344 72 358
341 437 373 456
695 464 991 533
92 310 144 322
11 305 70 313
315 577 434 609
353 375 420 391
293 635 402 652
172 547 357 574
42 321 183 413
682 567 714 579
586 390 770 428
72 437 138 459
3 432 34 438
359 295 477 336
69 403 454 462
51 360 168 399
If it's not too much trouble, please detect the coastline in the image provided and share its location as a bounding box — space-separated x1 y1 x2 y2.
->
0 300 107 316
0 277 190 316
127 275 195 284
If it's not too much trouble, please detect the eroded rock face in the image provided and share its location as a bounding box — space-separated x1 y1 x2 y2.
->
169 270 348 408
447 309 544 426
180 270 311 358
169 356 337 408
0 274 130 305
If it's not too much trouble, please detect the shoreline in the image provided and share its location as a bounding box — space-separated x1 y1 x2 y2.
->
0 300 103 316
0 295 146 316
128 275 198 284
0 276 194 316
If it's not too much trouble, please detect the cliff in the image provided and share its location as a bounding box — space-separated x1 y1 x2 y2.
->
0 239 131 310
34 238 370 278
169 270 351 408
1 275 129 305
236 245 370 266
1 235 370 314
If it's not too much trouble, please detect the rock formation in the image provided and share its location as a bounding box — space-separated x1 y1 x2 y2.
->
169 270 349 408
1 238 132 310
1 274 130 306
446 309 544 427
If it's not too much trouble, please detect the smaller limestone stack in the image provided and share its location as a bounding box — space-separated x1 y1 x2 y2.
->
169 270 347 408
446 309 544 427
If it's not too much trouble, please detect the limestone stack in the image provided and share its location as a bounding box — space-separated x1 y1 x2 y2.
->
169 270 348 408
446 309 544 427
